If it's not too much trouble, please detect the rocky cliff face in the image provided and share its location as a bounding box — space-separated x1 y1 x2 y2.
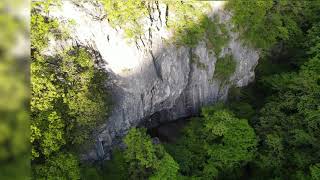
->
48 1 259 161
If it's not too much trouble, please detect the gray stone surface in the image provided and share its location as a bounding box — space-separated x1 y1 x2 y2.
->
47 1 259 161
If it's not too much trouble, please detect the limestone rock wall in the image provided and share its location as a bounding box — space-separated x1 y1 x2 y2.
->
47 1 259 161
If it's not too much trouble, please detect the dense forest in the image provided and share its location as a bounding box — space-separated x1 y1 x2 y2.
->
28 0 320 179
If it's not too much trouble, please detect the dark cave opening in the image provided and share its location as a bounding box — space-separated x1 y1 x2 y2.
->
145 116 192 143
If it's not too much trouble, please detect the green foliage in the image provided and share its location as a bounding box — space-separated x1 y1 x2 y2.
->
227 0 311 50
214 54 237 80
227 0 275 49
227 101 255 119
205 15 230 56
221 11 320 179
0 1 29 179
80 164 103 180
0 59 29 178
31 1 110 179
254 56 320 178
31 12 58 52
124 128 158 178
102 128 179 180
0 3 22 52
165 105 257 179
100 0 148 40
124 128 179 179
103 149 128 180
246 20 320 179
202 106 257 175
31 47 109 159
149 153 180 180
168 3 230 52
164 118 205 177
306 23 320 58
166 0 210 47
310 164 320 180
33 152 80 180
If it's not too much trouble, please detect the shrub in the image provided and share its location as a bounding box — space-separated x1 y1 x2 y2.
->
214 54 237 80
100 0 148 40
103 128 179 180
205 16 230 56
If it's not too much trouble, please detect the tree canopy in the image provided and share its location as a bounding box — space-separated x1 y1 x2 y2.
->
165 105 257 179
31 1 110 179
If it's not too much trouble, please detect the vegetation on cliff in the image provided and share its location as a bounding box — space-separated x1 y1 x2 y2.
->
100 0 229 55
213 53 237 81
31 1 110 179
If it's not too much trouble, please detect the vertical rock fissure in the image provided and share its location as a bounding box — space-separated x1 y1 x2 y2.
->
150 52 163 81
165 4 169 26
155 1 162 26
186 48 195 113
147 2 154 25
187 48 194 87
135 40 141 50
147 3 162 82
139 35 146 47
140 93 145 117
216 80 225 101
150 86 156 114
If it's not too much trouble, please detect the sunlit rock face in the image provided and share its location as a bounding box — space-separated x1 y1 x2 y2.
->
48 1 259 161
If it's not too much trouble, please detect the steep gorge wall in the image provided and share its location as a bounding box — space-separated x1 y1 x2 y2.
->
47 1 259 161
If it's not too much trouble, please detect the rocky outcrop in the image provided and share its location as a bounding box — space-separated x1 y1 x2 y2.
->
48 1 259 161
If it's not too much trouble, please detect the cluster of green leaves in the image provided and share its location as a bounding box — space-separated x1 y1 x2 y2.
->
213 53 237 81
227 0 318 50
33 152 80 179
100 0 148 40
165 0 209 47
31 48 109 158
165 105 257 179
31 1 110 179
168 2 230 53
310 163 320 180
205 15 230 56
0 1 29 179
103 128 179 180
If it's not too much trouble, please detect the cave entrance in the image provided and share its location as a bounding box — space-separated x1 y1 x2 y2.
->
145 117 191 143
